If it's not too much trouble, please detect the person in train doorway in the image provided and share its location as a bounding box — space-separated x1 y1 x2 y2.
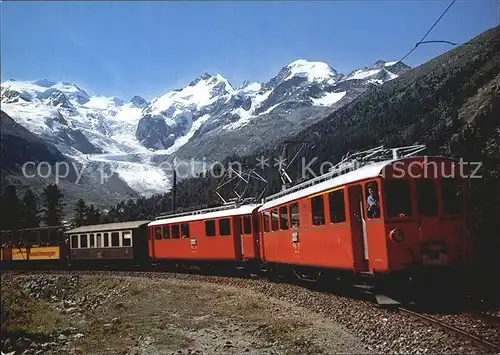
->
367 184 380 219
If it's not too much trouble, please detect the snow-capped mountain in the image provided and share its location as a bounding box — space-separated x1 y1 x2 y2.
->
1 59 410 198
1 80 171 196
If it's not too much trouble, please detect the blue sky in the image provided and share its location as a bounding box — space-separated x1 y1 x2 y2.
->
1 1 497 100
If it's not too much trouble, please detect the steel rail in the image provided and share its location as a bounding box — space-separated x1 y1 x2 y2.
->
399 307 500 353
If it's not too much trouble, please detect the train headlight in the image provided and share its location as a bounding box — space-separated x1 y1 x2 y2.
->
390 229 404 243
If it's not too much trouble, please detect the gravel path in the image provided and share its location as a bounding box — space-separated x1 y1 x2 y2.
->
1 272 369 355
3 269 499 354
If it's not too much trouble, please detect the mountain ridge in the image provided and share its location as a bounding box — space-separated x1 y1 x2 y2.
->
1 58 410 199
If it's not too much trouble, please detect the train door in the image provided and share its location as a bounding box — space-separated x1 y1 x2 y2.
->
148 227 156 259
232 217 243 261
238 216 245 258
348 185 369 272
418 178 464 265
252 213 261 259
415 179 440 239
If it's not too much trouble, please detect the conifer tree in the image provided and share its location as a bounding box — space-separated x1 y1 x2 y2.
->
0 185 21 230
73 199 88 227
42 184 65 226
22 189 40 228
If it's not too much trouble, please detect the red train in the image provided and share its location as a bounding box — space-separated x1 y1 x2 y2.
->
149 146 475 296
1 145 476 300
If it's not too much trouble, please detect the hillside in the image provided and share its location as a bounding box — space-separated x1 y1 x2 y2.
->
1 110 66 173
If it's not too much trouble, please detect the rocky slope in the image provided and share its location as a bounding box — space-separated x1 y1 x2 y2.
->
1 110 139 216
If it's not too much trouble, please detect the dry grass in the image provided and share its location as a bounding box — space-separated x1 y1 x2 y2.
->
2 274 367 355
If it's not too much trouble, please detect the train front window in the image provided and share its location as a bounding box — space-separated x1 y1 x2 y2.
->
416 180 438 217
384 179 412 218
442 178 462 215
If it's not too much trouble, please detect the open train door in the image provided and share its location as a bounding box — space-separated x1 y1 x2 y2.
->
348 185 369 272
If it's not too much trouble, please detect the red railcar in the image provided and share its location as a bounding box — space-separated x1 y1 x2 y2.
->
148 203 261 267
257 155 474 288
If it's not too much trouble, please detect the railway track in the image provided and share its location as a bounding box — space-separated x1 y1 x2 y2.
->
398 307 500 353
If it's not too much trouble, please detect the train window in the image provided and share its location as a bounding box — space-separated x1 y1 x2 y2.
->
279 206 289 230
122 231 132 247
219 218 231 236
111 232 120 247
416 180 438 217
365 182 381 219
89 234 95 248
104 232 109 247
311 195 325 225
384 179 412 218
71 235 78 249
289 203 300 228
96 233 102 247
329 189 346 223
163 226 170 239
155 227 162 240
243 216 252 234
171 224 180 239
205 220 216 237
442 178 462 215
181 223 190 238
80 234 88 248
271 209 279 231
263 212 270 232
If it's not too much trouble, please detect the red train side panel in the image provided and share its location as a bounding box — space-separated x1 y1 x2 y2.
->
149 204 260 263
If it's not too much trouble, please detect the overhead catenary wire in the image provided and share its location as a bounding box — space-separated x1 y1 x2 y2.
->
396 0 457 64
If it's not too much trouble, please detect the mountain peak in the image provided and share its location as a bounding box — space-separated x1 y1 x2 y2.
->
277 59 339 84
130 95 148 108
32 78 58 88
189 73 213 86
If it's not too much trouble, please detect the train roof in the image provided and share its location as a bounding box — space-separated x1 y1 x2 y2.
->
258 156 458 211
65 220 151 234
149 203 260 226
259 159 390 211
